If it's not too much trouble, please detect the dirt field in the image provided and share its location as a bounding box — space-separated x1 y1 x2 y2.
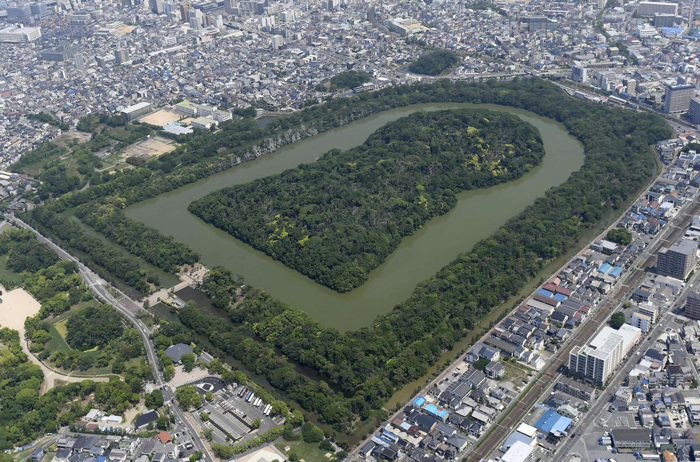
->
53 131 92 147
123 137 176 158
140 110 180 127
170 365 210 387
0 286 108 392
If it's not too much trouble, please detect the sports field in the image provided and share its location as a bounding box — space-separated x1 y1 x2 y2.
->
140 109 180 127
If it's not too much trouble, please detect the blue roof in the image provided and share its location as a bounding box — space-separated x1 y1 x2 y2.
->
413 397 426 407
534 410 572 434
553 293 568 302
599 263 613 274
609 267 623 278
425 404 438 415
538 289 554 298
438 410 449 419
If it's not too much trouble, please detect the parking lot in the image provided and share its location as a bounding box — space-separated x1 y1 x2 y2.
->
194 385 281 446
189 376 227 395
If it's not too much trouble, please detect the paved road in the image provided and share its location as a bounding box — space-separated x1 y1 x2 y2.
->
465 192 700 462
9 216 215 462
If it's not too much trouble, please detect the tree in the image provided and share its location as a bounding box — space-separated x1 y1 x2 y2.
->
408 50 460 75
319 439 334 452
156 415 170 430
202 428 213 441
181 353 196 372
176 386 202 410
473 358 489 371
145 389 164 409
301 422 324 443
189 451 202 462
606 228 632 245
288 410 304 427
163 365 175 382
252 418 261 429
205 391 213 401
271 400 288 416
611 312 626 329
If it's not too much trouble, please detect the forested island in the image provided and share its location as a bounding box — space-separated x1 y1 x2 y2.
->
188 109 545 292
408 50 461 75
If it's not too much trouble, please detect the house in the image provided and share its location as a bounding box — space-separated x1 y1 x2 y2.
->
163 343 194 363
53 450 72 462
32 446 46 462
462 369 486 389
485 361 506 379
134 410 159 430
156 432 172 444
446 434 469 452
465 343 501 363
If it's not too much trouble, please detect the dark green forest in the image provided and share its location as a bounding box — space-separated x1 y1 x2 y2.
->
408 50 461 75
75 202 199 274
189 109 545 292
26 207 159 296
66 305 124 349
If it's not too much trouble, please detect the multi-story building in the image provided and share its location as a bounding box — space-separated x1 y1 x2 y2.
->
572 66 587 83
637 1 678 17
554 376 596 401
68 11 93 25
180 3 191 22
685 291 700 320
121 102 152 121
657 239 696 280
636 304 658 323
271 34 284 49
115 48 129 65
41 42 80 61
569 326 625 385
654 13 680 26
0 25 41 43
631 312 652 332
664 84 695 114
7 5 32 18
690 98 700 124
74 53 86 70
151 0 164 15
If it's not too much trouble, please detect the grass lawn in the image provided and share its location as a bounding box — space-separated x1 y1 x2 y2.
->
275 441 336 462
54 319 68 338
0 254 24 285
47 322 72 353
502 361 534 385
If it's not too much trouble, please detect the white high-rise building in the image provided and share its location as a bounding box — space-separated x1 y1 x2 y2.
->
569 326 624 386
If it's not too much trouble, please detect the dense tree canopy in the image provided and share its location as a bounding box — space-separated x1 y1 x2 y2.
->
329 71 371 90
0 229 60 274
606 228 632 245
75 202 199 273
66 305 124 350
408 50 461 75
189 109 544 292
